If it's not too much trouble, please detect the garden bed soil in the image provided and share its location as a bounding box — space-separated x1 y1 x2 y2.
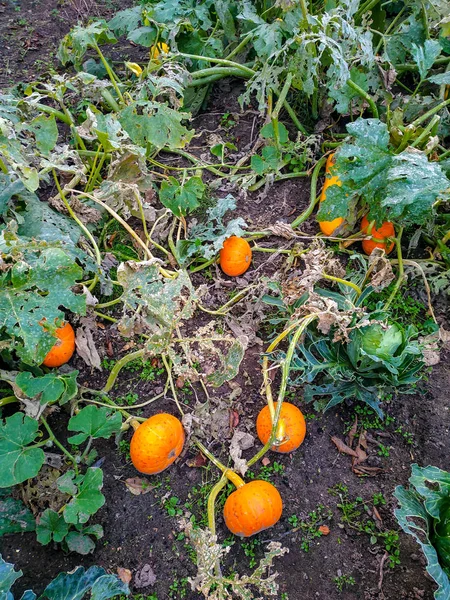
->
1 3 450 599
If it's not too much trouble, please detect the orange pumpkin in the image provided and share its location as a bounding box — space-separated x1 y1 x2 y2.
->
42 322 76 368
223 480 283 537
130 413 185 475
318 154 344 236
361 215 395 255
256 402 306 453
219 236 252 276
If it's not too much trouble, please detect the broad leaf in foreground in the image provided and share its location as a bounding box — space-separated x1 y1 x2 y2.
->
0 413 45 488
59 468 105 525
36 509 69 545
0 234 86 365
67 405 122 445
0 490 35 537
395 464 450 600
317 118 450 228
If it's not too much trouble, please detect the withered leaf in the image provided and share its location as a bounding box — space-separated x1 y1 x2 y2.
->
347 417 358 448
117 567 132 585
318 525 330 535
187 452 207 468
331 436 359 457
125 477 152 495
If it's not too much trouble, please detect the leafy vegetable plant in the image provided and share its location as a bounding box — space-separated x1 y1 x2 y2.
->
395 465 450 599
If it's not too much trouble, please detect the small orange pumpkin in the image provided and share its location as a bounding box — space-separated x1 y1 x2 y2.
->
256 402 306 453
42 322 76 368
223 480 283 537
318 154 344 236
219 236 252 277
130 413 185 475
361 215 395 255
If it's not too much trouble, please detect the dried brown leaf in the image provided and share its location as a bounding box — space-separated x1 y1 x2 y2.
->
125 477 152 495
318 525 330 536
187 452 207 468
229 430 255 475
331 436 359 458
75 317 102 370
117 568 132 585
347 417 358 448
368 249 395 290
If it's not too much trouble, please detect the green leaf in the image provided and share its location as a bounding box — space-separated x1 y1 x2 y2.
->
36 509 69 545
428 71 450 85
0 554 23 593
328 68 369 114
62 468 105 525
41 565 129 600
260 122 289 144
395 465 450 600
127 26 156 47
178 194 246 262
57 470 78 495
0 491 35 537
26 115 58 156
214 0 236 40
0 173 25 216
0 237 86 365
251 146 281 175
411 39 442 79
159 176 205 217
0 413 45 488
65 531 96 555
317 118 450 227
67 405 122 445
15 372 64 405
58 21 117 67
108 6 143 36
119 102 194 150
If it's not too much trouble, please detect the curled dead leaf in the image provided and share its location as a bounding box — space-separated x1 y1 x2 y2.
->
318 525 330 536
117 567 132 585
331 436 359 458
125 477 153 495
187 452 207 468
262 457 271 466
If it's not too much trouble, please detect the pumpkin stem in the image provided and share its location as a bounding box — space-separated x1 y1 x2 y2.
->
129 419 141 431
194 440 245 488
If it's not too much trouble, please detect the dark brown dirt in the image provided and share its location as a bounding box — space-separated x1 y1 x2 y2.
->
1 3 450 600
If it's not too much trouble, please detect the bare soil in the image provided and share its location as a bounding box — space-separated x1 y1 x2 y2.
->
1 3 450 600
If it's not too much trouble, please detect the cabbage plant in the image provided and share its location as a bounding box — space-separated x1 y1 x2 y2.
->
395 465 450 600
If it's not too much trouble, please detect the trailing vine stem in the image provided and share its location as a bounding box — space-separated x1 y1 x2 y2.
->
291 155 328 228
40 416 79 475
207 475 228 535
384 228 405 311
52 170 102 292
247 314 317 467
194 440 245 491
102 349 145 393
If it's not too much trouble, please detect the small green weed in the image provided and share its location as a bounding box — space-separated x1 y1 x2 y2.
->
220 112 236 129
329 485 400 568
241 537 261 568
288 504 332 552
165 496 183 517
334 574 356 592
168 576 188 598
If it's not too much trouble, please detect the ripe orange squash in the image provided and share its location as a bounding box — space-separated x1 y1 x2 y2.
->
319 154 344 236
130 413 185 475
223 480 283 537
361 215 395 255
219 236 252 276
42 322 76 368
256 402 306 453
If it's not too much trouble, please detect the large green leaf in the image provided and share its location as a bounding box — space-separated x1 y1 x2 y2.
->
395 465 450 600
317 118 450 227
159 176 205 217
0 413 45 488
26 115 58 156
0 554 128 600
0 490 35 536
58 21 117 67
60 468 105 525
36 509 69 545
0 236 85 365
119 102 194 150
67 405 122 445
410 39 442 79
